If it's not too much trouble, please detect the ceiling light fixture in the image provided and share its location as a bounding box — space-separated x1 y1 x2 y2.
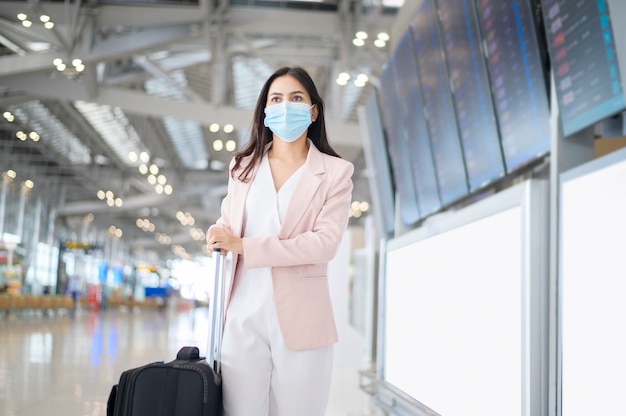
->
3 111 15 122
225 140 237 152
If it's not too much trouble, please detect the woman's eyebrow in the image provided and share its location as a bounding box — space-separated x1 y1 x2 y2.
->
269 90 305 96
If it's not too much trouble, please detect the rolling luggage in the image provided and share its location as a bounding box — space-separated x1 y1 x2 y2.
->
107 250 227 416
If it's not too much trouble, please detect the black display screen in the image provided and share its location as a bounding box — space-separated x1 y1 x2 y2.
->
436 0 506 191
379 63 421 227
475 0 552 172
409 0 469 207
392 30 442 218
542 0 625 136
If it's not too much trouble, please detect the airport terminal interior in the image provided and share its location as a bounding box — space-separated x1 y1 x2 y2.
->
3 0 626 415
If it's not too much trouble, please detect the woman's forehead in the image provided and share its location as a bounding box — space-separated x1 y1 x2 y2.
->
269 75 307 95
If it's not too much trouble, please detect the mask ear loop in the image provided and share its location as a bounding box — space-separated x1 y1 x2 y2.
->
310 103 317 123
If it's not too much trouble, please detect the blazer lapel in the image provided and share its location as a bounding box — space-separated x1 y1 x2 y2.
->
279 142 325 238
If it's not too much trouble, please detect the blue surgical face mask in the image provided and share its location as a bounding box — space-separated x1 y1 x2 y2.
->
264 101 313 142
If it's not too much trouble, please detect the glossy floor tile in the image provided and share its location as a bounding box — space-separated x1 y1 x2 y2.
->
0 305 375 416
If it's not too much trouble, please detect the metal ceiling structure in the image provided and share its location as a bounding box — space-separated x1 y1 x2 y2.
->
0 0 402 262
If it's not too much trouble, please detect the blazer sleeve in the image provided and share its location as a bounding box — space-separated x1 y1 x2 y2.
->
208 158 236 236
243 159 354 269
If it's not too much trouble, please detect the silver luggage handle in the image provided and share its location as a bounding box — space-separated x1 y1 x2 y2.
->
209 249 227 374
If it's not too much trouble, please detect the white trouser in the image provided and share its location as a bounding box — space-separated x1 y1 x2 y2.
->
220 266 334 416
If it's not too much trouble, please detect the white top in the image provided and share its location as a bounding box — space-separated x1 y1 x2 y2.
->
228 152 305 334
243 152 304 238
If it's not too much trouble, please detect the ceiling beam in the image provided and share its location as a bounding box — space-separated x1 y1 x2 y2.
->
0 23 204 77
3 72 362 148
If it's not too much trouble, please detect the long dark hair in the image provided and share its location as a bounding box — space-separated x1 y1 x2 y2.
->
231 66 341 182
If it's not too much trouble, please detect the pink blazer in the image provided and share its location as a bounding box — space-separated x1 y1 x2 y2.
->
213 141 354 351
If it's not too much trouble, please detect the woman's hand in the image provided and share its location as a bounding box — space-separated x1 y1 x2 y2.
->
207 227 243 255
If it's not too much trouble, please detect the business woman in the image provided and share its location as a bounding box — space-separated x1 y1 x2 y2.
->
206 66 354 416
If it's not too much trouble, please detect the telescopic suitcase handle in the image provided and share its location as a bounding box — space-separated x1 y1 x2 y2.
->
209 249 227 374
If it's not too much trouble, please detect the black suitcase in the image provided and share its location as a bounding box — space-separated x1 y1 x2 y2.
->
107 251 227 416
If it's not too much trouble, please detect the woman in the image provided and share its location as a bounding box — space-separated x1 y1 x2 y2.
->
206 66 354 416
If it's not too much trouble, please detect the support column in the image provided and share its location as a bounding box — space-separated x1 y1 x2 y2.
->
16 182 30 241
0 173 11 238
547 74 595 416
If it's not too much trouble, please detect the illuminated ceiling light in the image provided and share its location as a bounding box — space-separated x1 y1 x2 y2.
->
223 124 234 133
108 226 117 234
52 58 63 66
176 211 184 221
115 229 123 238
139 151 150 163
374 39 386 48
105 190 114 199
352 38 365 47
3 111 15 122
354 73 369 87
138 164 148 174
377 32 390 42
209 123 220 133
97 190 106 200
164 184 173 195
17 13 27 21
128 151 138 162
75 64 85 72
23 179 34 189
56 63 66 71
7 170 16 179
29 131 40 141
44 21 54 29
155 184 164 194
359 201 370 212
351 201 360 211
22 20 32 28
336 72 350 86
147 175 157 185
16 131 27 141
355 31 368 40
157 175 166 185
225 140 237 152
149 164 159 175
106 199 115 207
72 58 83 67
114 198 123 207
213 139 224 151
39 15 50 23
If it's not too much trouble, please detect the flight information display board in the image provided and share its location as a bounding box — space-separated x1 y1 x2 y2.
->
379 63 421 227
409 0 469 207
475 0 552 173
392 30 442 218
436 0 506 191
542 0 625 137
